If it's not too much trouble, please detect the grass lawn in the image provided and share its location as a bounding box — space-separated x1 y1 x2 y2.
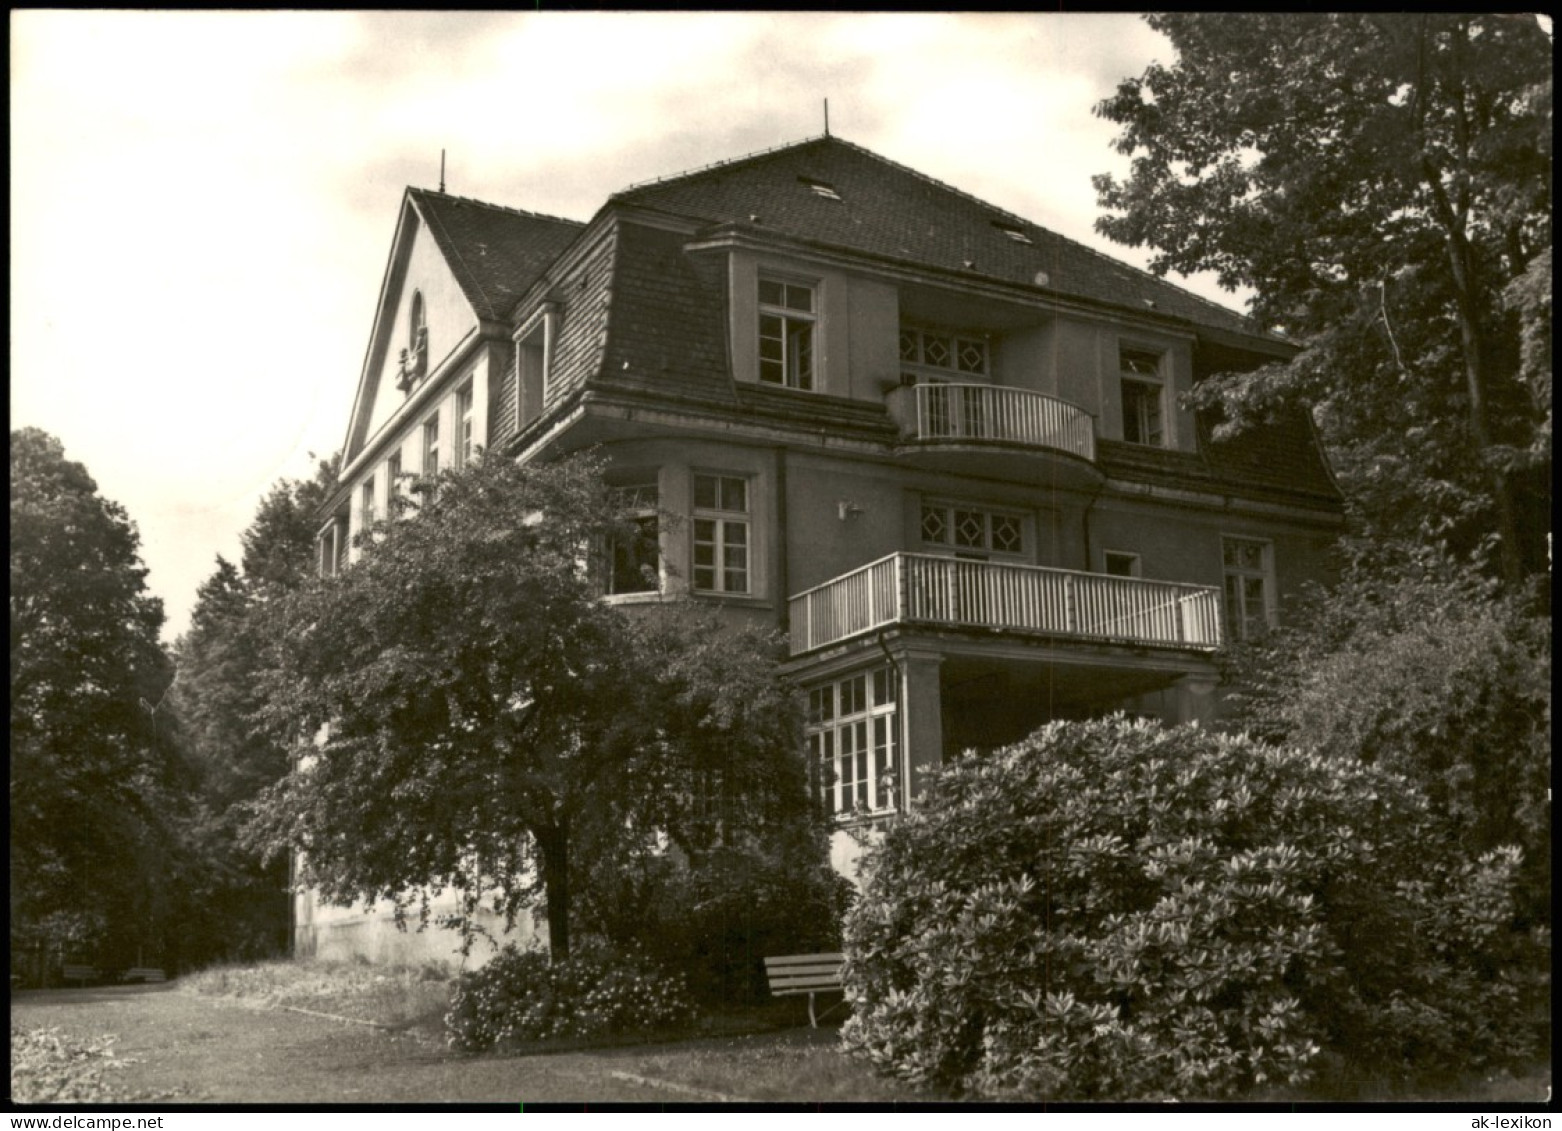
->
179 956 454 1041
163 958 1547 1104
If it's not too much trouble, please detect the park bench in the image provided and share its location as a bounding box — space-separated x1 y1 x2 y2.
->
121 967 167 984
763 952 845 1028
62 964 98 986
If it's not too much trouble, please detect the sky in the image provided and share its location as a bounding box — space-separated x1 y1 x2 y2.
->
11 11 1244 643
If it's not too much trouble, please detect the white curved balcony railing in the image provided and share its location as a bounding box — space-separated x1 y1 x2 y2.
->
898 384 1096 462
789 552 1222 656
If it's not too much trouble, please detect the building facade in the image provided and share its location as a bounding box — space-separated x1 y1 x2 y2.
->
302 136 1343 958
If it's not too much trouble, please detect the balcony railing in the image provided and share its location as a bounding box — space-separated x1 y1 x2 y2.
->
789 552 1222 656
896 384 1096 462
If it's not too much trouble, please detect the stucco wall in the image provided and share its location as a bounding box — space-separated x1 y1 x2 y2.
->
294 888 537 969
365 217 480 442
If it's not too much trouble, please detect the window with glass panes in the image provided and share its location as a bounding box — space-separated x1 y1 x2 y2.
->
758 279 814 389
899 326 988 380
607 480 660 595
692 474 750 594
385 452 402 513
920 501 1024 558
422 414 440 475
454 384 474 470
360 479 376 528
1222 536 1273 641
901 327 990 435
808 668 899 816
1120 348 1165 446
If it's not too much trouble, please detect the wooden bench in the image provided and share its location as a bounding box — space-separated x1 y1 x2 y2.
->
763 952 845 1028
62 964 98 986
121 967 167 984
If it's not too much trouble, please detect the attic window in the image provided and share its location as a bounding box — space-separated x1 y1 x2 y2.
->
798 176 841 201
993 222 1032 244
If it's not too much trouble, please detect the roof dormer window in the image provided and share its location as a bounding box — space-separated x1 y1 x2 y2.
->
993 222 1032 244
397 290 429 393
799 176 841 201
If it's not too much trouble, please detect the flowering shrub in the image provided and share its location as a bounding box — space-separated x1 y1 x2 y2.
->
841 717 1541 1101
444 945 695 1052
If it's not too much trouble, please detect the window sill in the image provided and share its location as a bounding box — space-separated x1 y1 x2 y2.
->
829 808 900 829
688 592 774 611
601 590 671 606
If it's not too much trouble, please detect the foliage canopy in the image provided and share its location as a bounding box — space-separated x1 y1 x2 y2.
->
246 452 816 962
10 428 180 965
169 455 339 964
1094 14 1551 586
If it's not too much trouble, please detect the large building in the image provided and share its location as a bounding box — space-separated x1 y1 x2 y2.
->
301 135 1343 960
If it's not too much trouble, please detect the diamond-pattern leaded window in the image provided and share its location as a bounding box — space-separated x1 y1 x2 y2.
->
920 501 1026 558
900 326 988 380
991 515 1022 554
954 510 986 548
958 340 985 373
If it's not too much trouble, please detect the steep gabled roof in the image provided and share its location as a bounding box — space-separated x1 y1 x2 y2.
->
408 189 584 321
612 136 1265 339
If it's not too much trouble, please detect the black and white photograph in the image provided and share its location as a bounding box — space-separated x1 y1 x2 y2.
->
10 11 1551 1112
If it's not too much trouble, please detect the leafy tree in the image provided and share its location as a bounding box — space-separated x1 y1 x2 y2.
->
239 454 341 595
169 455 339 964
10 428 181 970
245 453 816 962
1094 14 1551 588
1219 542 1551 924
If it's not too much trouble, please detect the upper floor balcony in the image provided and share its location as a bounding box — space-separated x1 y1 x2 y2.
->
789 552 1222 657
885 383 1100 487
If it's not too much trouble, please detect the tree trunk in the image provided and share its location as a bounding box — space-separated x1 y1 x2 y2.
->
537 820 570 963
1441 224 1527 588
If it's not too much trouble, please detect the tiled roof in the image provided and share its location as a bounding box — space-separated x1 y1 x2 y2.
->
613 136 1267 340
1096 406 1341 507
408 189 584 321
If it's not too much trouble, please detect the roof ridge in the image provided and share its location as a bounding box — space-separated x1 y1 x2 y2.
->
409 186 585 230
613 134 829 196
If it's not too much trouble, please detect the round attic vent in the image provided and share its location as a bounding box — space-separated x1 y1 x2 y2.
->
1034 270 1050 286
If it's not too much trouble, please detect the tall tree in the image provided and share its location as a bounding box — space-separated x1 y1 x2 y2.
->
1094 14 1550 588
170 455 339 962
244 453 811 962
10 428 180 968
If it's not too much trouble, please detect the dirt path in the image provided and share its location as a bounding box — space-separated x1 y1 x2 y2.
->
11 984 706 1104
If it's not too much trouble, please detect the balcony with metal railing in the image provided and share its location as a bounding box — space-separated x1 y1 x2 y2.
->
789 552 1222 656
885 383 1099 484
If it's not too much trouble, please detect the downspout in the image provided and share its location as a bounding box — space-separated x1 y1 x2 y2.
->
776 446 789 635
